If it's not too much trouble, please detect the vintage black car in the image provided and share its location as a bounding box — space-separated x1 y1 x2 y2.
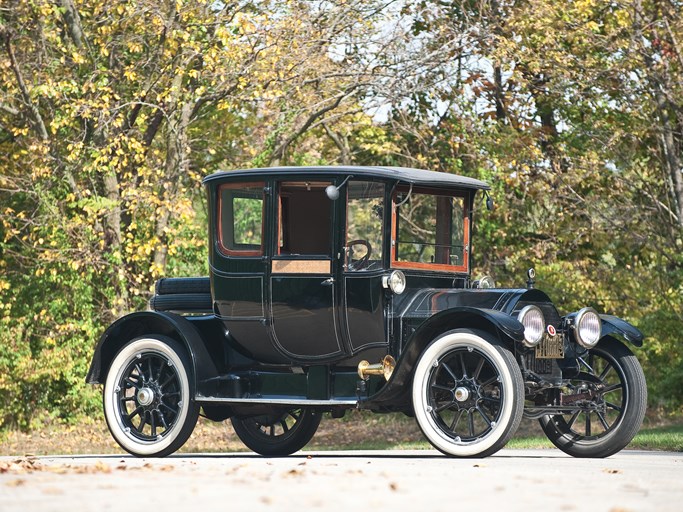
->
86 166 647 458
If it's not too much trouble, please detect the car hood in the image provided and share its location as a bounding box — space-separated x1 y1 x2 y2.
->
395 287 554 319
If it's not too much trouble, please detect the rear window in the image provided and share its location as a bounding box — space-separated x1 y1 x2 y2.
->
218 182 264 256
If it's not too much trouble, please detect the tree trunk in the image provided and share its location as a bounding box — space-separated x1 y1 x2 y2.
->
152 99 194 274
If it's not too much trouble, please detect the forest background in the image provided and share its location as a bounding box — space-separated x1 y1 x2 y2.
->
0 0 681 431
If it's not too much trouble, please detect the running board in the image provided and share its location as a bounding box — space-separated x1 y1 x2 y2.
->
197 396 358 407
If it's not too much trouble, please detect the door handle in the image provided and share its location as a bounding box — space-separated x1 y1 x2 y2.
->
321 278 335 286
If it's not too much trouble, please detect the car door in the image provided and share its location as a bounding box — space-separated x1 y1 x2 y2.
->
269 179 346 361
341 180 388 353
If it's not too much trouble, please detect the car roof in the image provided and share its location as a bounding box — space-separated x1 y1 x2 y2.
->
203 166 490 190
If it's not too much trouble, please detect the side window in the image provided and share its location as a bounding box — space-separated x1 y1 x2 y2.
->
218 182 264 256
394 189 467 269
278 181 333 256
346 181 384 271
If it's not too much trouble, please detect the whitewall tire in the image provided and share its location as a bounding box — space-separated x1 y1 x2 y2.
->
103 336 199 457
412 330 524 457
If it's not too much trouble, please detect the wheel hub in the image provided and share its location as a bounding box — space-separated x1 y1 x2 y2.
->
137 387 155 406
454 386 470 402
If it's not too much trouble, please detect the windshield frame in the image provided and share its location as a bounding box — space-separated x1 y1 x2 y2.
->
390 185 470 274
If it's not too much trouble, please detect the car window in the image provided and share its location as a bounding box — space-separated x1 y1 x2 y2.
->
346 181 384 271
393 189 468 271
218 182 264 256
278 181 333 256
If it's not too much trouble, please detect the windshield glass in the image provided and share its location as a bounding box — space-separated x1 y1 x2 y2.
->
392 187 468 272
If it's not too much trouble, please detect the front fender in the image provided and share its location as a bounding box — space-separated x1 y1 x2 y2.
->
361 307 524 410
85 311 220 392
600 314 644 347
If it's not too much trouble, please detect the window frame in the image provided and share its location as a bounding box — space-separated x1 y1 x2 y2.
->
390 185 470 273
275 180 334 257
344 180 386 272
217 181 265 257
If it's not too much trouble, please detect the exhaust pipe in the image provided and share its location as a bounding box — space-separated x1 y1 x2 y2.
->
357 355 396 381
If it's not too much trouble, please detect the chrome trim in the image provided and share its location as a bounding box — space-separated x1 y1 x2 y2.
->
574 307 601 348
517 304 545 347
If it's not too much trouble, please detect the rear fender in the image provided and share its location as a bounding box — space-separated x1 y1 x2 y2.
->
85 311 220 392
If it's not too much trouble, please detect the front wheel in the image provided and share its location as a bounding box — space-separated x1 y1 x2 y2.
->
412 330 524 457
231 408 321 456
539 337 647 458
103 336 200 457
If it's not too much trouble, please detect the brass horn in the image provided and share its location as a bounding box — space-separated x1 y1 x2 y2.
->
357 355 396 381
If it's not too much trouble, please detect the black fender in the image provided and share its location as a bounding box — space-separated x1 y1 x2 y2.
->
362 307 524 410
600 314 644 347
85 311 220 393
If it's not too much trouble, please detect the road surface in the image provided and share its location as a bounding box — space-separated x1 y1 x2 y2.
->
1 449 681 511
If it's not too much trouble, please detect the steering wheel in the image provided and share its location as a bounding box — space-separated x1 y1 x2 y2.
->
347 240 373 271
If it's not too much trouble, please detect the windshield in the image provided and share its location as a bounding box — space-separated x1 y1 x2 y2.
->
392 187 469 272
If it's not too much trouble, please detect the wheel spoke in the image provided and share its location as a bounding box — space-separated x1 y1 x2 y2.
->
480 395 501 404
431 383 453 392
126 406 143 421
269 424 275 437
459 353 468 378
150 412 157 437
476 406 492 427
158 410 169 430
125 377 141 390
472 357 485 380
134 362 144 377
585 413 592 436
601 383 623 394
434 401 456 413
479 376 498 387
280 420 289 433
605 401 623 413
596 411 611 431
468 411 475 437
441 362 458 383
159 372 176 389
155 359 167 381
566 410 581 430
449 409 464 431
598 362 613 381
138 411 148 432
159 402 177 415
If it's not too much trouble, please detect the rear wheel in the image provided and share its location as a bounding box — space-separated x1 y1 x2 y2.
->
231 408 321 456
412 330 524 457
539 337 646 458
103 336 199 457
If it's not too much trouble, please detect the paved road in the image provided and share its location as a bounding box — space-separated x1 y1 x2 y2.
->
1 449 681 511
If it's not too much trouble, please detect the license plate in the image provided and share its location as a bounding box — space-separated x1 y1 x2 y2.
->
535 333 564 359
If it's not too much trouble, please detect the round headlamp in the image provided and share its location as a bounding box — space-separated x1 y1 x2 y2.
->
382 270 406 295
518 305 545 347
574 307 601 348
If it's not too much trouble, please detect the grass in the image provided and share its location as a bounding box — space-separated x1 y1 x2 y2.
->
1 413 681 456
630 424 683 451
